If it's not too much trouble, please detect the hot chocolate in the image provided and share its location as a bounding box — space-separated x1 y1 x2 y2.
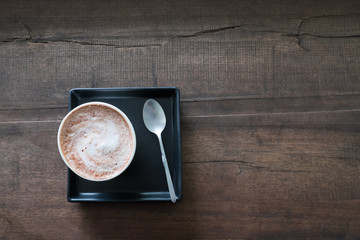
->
57 102 136 181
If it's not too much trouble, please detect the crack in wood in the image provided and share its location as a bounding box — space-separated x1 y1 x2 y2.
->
281 18 310 51
1 14 360 50
295 18 308 51
284 14 360 51
28 39 162 49
170 25 247 39
0 38 22 43
300 33 360 39
303 12 360 20
20 22 34 40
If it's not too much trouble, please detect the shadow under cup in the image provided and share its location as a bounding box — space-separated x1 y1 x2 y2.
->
57 102 137 182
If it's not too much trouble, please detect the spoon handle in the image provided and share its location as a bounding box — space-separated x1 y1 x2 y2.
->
157 134 177 203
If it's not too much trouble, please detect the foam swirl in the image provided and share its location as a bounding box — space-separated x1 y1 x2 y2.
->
59 104 134 180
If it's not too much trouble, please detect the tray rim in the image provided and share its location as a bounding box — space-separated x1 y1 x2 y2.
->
66 87 182 202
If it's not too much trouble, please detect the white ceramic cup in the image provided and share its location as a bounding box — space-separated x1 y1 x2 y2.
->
57 102 136 181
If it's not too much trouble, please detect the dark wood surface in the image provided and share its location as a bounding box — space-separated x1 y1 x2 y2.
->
1 0 360 239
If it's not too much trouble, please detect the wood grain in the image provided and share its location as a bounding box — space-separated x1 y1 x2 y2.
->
1 0 360 239
1 1 360 108
1 110 360 239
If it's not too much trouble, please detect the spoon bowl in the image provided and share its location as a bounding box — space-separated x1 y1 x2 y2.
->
143 99 166 135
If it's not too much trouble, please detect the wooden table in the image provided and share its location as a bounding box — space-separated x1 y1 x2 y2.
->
1 0 360 239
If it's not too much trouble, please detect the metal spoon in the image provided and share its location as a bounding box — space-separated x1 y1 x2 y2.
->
143 99 176 203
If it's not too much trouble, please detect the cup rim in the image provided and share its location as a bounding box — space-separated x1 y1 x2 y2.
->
57 101 137 182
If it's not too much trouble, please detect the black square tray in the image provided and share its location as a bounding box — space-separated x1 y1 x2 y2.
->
66 87 182 202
